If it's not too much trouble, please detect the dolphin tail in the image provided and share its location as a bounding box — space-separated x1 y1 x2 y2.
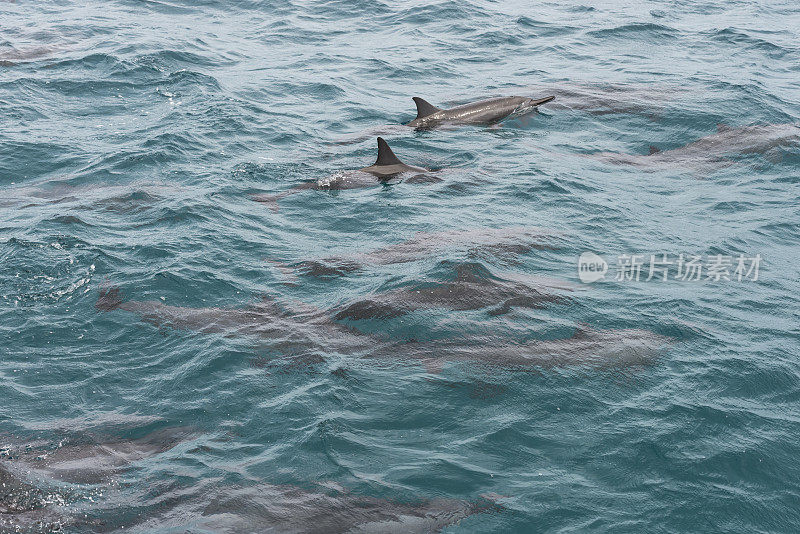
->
96 285 123 312
375 137 404 166
251 184 313 212
423 358 445 374
251 192 283 212
263 259 301 285
412 97 442 120
473 492 509 514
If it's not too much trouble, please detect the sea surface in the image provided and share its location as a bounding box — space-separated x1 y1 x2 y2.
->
1 0 800 532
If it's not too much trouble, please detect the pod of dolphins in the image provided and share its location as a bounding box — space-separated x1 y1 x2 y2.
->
6 90 800 533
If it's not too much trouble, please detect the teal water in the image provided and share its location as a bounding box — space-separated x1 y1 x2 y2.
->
2 0 800 532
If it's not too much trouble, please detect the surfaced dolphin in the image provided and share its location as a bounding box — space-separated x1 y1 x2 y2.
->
252 137 437 211
0 427 193 531
0 463 67 532
0 462 46 515
406 95 555 129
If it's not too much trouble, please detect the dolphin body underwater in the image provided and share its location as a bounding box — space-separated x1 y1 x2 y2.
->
333 261 575 320
379 325 674 375
287 226 563 278
96 285 672 375
252 137 437 211
406 95 555 129
584 123 800 173
1 433 502 533
163 484 503 533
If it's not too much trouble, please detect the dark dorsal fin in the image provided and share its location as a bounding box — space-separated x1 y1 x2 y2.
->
572 322 593 340
375 137 403 166
649 145 661 155
454 262 491 283
412 97 441 120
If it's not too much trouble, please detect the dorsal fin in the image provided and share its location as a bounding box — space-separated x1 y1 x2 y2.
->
572 322 593 340
649 145 660 155
375 137 403 166
412 97 441 120
717 123 730 133
454 262 491 283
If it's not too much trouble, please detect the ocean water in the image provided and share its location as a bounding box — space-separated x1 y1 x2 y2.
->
2 0 800 532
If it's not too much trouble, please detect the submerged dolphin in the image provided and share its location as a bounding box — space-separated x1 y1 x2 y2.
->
86 478 502 533
0 45 59 67
406 95 555 129
0 462 46 515
95 286 667 373
583 123 800 173
287 226 563 278
523 81 685 118
190 484 502 533
334 261 574 320
95 285 361 349
252 137 437 211
0 180 179 210
10 427 192 485
379 325 673 374
3 433 502 533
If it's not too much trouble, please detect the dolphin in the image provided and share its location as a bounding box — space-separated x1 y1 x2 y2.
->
0 462 46 515
0 427 193 532
95 285 363 345
4 435 503 533
0 462 68 532
522 81 685 119
0 45 59 67
376 325 673 374
95 285 667 374
9 427 193 485
406 95 555 129
583 123 800 173
334 261 574 321
192 484 503 534
252 137 437 211
287 226 563 278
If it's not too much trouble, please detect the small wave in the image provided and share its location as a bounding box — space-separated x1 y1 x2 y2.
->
46 215 95 227
586 22 678 40
709 27 792 59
